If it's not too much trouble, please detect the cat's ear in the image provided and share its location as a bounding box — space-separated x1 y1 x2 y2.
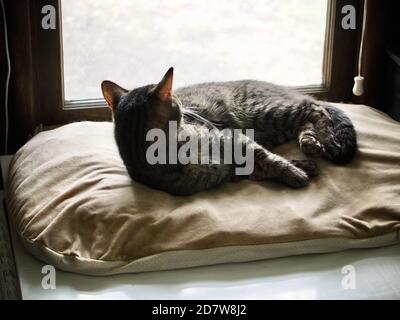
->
153 67 173 102
101 80 128 110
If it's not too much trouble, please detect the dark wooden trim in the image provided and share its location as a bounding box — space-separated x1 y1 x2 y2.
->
0 0 6 155
323 0 361 102
5 0 41 154
357 0 385 109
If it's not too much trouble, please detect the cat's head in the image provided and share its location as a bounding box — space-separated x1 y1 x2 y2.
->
101 67 183 130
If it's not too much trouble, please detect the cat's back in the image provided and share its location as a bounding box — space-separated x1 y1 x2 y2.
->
175 79 306 111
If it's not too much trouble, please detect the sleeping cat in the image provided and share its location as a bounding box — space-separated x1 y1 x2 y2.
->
101 67 357 195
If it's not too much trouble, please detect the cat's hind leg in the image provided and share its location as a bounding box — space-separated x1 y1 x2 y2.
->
298 102 357 165
298 122 324 157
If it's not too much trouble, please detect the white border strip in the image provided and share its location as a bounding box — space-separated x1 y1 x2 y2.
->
19 231 400 276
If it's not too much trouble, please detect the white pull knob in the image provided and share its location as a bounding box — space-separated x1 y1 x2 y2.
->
352 76 364 96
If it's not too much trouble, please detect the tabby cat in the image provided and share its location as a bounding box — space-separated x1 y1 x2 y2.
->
101 68 357 195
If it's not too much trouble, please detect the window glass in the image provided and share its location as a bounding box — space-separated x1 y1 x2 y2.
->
62 0 328 102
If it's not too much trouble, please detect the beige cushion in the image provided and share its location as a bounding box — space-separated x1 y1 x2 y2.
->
6 104 400 275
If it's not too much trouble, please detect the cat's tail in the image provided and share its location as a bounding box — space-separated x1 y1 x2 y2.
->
323 105 357 165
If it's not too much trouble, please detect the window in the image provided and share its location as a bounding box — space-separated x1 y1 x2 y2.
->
62 0 328 103
8 0 362 133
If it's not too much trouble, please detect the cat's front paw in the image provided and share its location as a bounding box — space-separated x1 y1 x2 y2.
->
251 154 310 188
279 164 310 188
291 159 319 177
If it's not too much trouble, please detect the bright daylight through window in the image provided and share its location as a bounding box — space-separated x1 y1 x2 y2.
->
62 0 328 102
